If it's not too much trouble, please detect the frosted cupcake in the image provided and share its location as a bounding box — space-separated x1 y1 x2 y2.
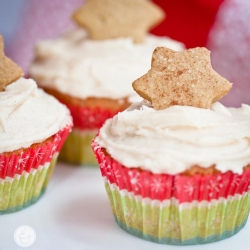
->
0 36 72 214
92 47 250 245
29 0 185 166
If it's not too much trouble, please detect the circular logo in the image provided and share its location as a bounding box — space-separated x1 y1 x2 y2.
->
14 225 36 248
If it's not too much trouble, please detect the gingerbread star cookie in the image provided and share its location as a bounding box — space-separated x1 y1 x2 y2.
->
132 47 232 110
0 35 23 92
72 0 165 43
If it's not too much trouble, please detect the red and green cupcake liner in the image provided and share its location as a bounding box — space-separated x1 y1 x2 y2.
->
92 142 250 245
0 125 71 214
59 128 98 165
58 101 122 166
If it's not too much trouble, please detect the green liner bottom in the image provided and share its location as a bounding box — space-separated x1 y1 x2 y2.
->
0 156 57 215
115 217 248 245
105 182 250 245
0 189 45 215
59 128 98 166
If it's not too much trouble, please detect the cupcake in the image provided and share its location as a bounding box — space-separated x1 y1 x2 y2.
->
0 36 72 214
92 47 250 245
29 0 185 166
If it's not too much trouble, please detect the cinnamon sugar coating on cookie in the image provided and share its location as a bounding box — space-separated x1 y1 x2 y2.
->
0 35 23 91
72 0 165 43
132 47 232 110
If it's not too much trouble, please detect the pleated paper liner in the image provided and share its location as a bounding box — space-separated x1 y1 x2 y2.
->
0 125 71 214
58 101 123 166
92 142 250 245
64 103 121 130
59 128 98 165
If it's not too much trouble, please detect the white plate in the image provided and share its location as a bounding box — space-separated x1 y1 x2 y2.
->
1 164 250 250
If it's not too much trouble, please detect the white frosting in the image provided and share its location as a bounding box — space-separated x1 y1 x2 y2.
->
0 78 72 153
29 28 185 102
95 101 250 175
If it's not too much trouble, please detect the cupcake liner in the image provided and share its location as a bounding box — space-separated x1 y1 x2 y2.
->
92 142 250 245
0 125 71 214
59 128 98 166
59 101 121 130
55 99 123 166
0 156 56 214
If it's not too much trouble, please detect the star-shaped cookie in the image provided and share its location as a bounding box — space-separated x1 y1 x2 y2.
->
72 0 165 43
132 47 232 110
0 35 23 91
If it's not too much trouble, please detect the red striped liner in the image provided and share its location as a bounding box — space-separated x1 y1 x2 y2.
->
0 125 72 179
58 100 121 130
92 142 250 204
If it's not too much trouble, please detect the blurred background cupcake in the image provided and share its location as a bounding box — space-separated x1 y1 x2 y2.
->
0 36 72 214
92 47 250 245
27 0 184 166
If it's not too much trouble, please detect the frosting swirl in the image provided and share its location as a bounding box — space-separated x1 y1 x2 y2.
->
0 78 72 153
29 28 185 103
95 101 250 174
